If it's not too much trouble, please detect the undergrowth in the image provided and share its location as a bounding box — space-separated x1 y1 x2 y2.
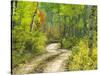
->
67 38 97 71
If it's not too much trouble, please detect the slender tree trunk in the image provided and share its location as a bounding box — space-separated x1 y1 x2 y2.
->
88 6 94 57
83 6 88 36
30 2 38 32
11 0 18 29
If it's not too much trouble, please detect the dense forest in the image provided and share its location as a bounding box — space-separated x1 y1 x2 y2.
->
11 1 97 74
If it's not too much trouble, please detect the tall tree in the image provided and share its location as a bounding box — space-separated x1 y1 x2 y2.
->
30 2 38 32
11 0 18 28
88 6 95 57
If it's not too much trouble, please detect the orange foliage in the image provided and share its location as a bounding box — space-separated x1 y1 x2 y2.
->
38 10 45 25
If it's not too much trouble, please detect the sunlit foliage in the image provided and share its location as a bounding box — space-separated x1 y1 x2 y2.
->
67 38 97 70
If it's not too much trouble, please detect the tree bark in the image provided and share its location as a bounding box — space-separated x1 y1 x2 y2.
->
88 6 94 57
83 6 88 36
30 2 38 32
11 0 18 29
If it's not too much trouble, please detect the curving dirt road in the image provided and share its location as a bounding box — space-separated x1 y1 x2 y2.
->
13 43 71 75
43 51 71 73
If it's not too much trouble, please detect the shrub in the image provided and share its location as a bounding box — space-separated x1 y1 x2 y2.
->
67 38 97 71
62 37 78 49
12 26 47 68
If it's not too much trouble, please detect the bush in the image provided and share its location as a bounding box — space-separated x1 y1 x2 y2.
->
67 38 97 71
62 37 78 49
12 26 47 68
